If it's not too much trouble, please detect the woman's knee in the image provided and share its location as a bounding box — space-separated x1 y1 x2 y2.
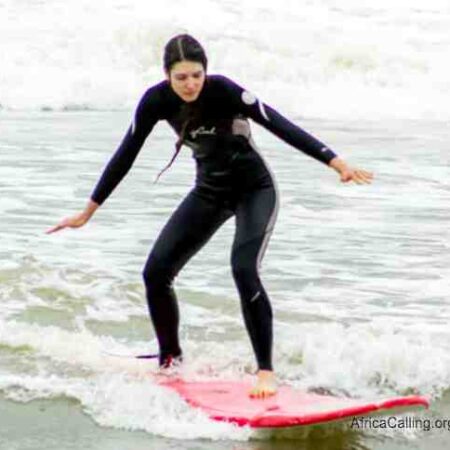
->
142 256 173 293
231 252 258 283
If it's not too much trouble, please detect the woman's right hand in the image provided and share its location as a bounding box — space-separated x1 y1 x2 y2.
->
46 201 99 234
46 212 90 234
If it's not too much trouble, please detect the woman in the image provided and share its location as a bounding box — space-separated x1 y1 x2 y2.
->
48 34 373 398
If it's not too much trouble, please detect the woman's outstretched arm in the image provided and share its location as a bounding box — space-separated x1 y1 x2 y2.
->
217 75 373 184
47 83 165 234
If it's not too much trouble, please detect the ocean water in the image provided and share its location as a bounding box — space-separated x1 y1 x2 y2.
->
1 1 450 449
1 0 450 120
2 112 450 449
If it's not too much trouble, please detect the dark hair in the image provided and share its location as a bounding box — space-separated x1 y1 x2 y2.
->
163 34 208 73
155 34 208 182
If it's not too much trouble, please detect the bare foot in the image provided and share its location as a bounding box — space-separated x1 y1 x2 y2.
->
157 354 183 378
249 370 277 399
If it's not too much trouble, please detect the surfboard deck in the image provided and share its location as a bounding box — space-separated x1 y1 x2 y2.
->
157 378 429 428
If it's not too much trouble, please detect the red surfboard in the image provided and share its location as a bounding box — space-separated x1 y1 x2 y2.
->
157 378 429 428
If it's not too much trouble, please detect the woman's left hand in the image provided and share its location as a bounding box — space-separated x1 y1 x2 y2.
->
329 157 373 185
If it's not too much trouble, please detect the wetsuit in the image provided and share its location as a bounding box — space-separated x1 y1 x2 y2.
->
91 75 337 370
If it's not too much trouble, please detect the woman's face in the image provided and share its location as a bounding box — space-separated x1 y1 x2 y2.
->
167 61 206 103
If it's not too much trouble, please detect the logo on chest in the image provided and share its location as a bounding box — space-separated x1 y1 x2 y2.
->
189 126 216 140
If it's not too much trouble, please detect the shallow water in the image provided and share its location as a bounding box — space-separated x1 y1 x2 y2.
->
1 111 450 448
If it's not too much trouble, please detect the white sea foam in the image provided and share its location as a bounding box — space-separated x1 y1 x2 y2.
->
1 0 449 119
0 314 447 437
0 319 249 439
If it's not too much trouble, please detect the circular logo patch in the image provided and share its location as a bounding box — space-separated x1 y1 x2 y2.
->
241 91 257 105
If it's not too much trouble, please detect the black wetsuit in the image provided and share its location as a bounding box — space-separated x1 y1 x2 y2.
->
91 75 337 370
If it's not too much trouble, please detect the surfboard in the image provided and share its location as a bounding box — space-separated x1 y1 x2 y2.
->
156 378 429 428
102 351 429 428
